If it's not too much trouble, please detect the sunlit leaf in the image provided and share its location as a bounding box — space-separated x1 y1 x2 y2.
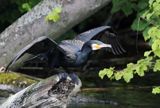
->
99 69 107 79
143 27 151 41
136 65 146 77
123 71 133 83
99 68 114 79
152 40 160 57
114 72 123 80
45 6 62 22
152 87 160 94
54 6 62 13
154 59 160 72
144 51 152 57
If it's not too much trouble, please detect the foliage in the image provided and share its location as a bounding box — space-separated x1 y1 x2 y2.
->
45 5 62 22
0 0 41 32
14 0 41 12
99 0 160 94
152 86 160 94
0 72 39 87
99 57 152 83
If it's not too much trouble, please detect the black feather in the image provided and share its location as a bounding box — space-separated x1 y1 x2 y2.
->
5 36 65 71
5 26 126 72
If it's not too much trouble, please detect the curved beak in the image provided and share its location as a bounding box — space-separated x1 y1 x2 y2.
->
100 43 111 48
92 43 111 50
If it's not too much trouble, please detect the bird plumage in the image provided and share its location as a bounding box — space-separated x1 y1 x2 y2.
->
5 26 125 72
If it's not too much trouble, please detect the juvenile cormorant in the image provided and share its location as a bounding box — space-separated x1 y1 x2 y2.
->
5 26 125 71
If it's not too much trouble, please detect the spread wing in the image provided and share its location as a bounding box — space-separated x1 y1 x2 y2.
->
58 26 111 54
102 31 126 55
5 36 66 71
74 26 126 55
59 39 84 54
75 26 110 41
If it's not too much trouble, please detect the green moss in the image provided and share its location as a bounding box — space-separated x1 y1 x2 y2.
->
0 72 40 87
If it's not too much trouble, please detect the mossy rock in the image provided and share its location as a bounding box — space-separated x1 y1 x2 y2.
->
0 72 41 88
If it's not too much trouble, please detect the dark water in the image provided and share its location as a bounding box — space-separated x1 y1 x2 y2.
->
1 88 160 108
0 85 160 108
68 87 160 108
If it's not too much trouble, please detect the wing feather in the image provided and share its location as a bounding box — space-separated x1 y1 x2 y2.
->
74 26 125 55
75 26 110 42
104 32 126 55
59 40 84 54
5 36 65 71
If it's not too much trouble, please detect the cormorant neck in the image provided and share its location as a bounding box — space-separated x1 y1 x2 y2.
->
81 43 92 55
74 42 92 66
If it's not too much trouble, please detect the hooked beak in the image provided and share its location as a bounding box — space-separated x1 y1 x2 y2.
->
100 43 111 48
91 43 111 50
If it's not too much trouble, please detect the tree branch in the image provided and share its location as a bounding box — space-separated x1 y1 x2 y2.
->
0 0 111 67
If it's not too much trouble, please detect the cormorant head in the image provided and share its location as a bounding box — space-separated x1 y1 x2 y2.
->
90 40 111 51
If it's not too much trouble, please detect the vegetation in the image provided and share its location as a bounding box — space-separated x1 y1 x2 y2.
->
99 0 160 94
0 72 39 87
0 0 40 32
45 5 62 22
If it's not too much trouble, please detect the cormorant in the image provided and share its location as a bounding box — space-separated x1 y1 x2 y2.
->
5 26 125 72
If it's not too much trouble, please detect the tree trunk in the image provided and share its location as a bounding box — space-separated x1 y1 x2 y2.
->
0 0 111 67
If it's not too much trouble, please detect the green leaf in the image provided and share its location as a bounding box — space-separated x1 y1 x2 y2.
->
45 6 62 22
152 40 160 57
131 18 149 31
99 69 107 79
148 27 160 39
138 0 149 10
122 4 133 16
111 0 124 13
127 63 135 69
152 87 160 94
149 0 155 8
123 71 133 83
154 59 160 72
99 68 114 79
135 57 152 77
54 6 62 13
152 40 158 51
22 3 32 11
143 27 151 41
144 51 152 57
136 65 146 77
106 69 114 78
114 72 123 80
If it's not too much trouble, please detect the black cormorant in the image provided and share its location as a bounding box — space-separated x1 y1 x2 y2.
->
5 26 125 72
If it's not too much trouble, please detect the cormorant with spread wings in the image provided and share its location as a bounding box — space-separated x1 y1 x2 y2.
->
5 26 125 72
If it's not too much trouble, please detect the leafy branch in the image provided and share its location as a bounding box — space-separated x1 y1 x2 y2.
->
99 0 160 94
